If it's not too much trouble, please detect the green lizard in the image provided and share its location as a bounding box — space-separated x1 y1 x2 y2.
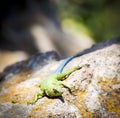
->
34 52 90 102
34 38 119 102
34 65 82 102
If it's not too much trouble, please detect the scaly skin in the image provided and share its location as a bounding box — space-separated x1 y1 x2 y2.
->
34 66 82 102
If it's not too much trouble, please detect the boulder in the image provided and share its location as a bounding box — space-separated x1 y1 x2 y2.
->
0 39 120 118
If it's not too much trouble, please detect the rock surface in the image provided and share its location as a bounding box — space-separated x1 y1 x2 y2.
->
0 51 60 81
0 39 120 118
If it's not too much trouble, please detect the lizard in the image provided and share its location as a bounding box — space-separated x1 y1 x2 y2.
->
34 38 120 102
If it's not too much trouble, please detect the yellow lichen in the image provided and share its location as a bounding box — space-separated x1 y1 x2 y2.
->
28 99 54 118
105 89 120 115
99 86 120 116
0 84 38 104
74 91 93 117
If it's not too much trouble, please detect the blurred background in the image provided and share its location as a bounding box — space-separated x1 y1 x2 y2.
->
0 0 120 72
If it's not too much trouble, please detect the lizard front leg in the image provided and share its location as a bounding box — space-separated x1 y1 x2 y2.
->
34 88 44 102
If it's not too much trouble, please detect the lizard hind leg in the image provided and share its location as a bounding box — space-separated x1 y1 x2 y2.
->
63 83 74 91
59 81 74 94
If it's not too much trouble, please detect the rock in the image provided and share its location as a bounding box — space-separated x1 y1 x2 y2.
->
0 39 120 118
0 51 60 81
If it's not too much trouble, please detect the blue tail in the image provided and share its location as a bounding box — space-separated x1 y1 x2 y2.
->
55 56 74 74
